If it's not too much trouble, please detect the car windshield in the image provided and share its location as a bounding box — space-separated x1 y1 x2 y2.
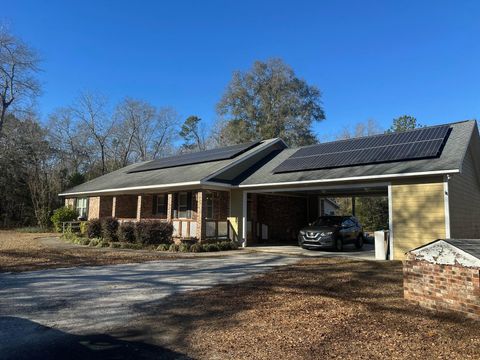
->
313 216 345 226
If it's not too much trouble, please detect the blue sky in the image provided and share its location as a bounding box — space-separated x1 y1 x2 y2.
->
4 0 480 140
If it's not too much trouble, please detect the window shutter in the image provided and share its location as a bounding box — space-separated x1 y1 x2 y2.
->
173 193 178 218
152 195 157 215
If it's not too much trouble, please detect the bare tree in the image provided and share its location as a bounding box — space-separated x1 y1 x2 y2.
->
337 119 382 140
134 106 179 161
0 26 40 135
112 98 156 167
72 92 114 175
47 107 90 173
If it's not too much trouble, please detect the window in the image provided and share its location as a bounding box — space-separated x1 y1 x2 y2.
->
178 192 190 218
153 194 167 216
205 192 214 219
76 197 88 219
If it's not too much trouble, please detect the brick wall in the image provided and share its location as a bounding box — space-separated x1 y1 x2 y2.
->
404 256 480 320
257 194 308 242
113 195 137 218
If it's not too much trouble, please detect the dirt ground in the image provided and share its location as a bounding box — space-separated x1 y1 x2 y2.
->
127 258 480 360
0 230 179 272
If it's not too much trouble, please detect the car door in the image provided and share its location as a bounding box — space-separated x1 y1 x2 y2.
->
340 218 355 243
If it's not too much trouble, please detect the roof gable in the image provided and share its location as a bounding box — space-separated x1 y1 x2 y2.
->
409 239 480 268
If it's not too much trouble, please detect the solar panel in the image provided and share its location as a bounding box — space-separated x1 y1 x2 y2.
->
273 125 451 173
128 141 261 173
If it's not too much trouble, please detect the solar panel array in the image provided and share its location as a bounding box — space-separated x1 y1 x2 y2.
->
273 125 451 173
128 141 261 173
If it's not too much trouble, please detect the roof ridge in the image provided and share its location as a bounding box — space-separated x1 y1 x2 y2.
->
289 120 474 151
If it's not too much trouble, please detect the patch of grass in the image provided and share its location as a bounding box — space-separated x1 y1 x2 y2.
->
15 226 50 233
120 242 143 250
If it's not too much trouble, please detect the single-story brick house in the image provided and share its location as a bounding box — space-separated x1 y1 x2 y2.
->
60 120 480 259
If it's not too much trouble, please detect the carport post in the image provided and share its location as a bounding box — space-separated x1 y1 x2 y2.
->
388 184 394 260
351 196 356 216
242 191 248 247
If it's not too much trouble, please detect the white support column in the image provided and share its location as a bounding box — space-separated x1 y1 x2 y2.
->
443 175 451 239
388 184 394 260
112 196 117 218
136 195 142 221
241 191 248 248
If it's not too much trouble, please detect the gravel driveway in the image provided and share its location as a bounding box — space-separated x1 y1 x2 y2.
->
0 253 298 337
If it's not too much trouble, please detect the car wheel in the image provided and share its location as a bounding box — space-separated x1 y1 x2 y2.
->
355 235 364 249
335 238 343 251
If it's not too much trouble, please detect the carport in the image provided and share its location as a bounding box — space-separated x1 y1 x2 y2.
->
245 183 388 244
234 181 391 257
229 120 480 260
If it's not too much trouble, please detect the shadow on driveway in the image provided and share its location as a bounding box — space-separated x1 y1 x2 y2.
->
0 316 190 360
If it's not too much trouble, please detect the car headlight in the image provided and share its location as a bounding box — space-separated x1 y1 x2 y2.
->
300 230 306 235
321 231 333 236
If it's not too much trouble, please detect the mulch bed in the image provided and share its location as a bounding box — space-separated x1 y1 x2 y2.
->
129 258 480 359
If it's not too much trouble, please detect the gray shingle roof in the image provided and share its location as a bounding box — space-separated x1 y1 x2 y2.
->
60 139 280 195
237 120 476 187
60 120 477 195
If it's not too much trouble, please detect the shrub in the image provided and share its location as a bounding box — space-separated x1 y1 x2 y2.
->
79 221 89 235
97 240 110 248
218 241 233 251
135 221 174 245
118 222 136 243
110 242 122 249
179 243 190 252
189 242 204 253
62 227 77 242
88 238 101 247
51 206 78 232
203 243 220 252
156 243 170 251
101 217 119 242
87 219 102 239
78 238 90 246
168 243 179 252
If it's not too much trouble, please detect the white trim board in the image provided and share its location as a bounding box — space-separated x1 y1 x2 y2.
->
238 169 459 189
388 184 394 260
443 175 451 239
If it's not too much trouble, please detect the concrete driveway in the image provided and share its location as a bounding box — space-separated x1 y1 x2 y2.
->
0 253 298 354
249 243 375 260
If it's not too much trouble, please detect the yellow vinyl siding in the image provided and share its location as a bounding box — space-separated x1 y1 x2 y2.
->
391 181 446 259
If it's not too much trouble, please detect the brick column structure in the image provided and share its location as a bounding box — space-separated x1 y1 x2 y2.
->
404 256 480 320
136 195 142 221
196 190 205 241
